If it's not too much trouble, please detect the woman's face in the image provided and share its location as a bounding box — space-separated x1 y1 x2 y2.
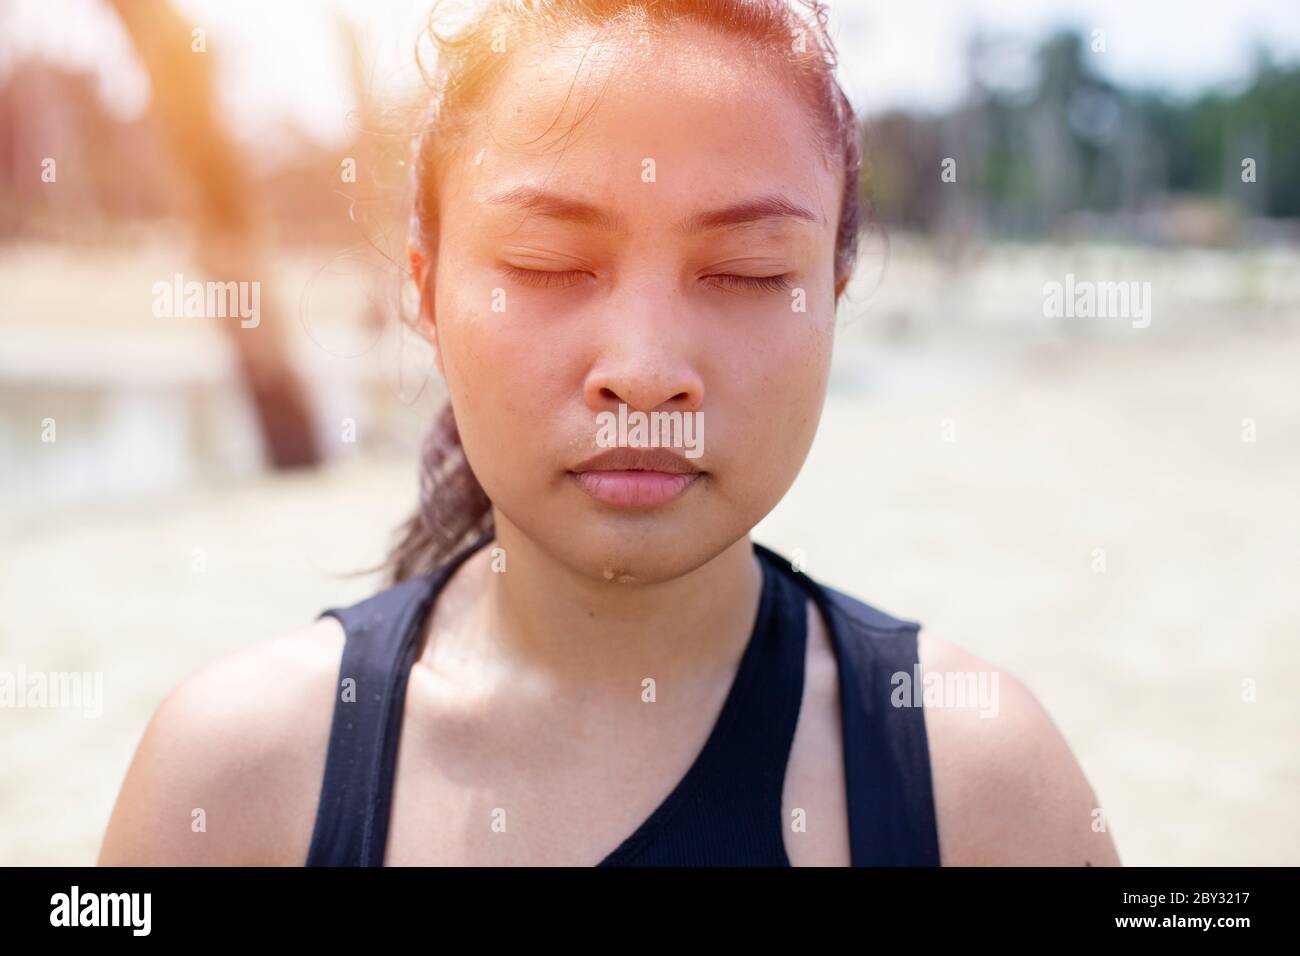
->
424 22 843 583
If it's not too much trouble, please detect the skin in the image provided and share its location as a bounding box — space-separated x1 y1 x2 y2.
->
98 21 1120 867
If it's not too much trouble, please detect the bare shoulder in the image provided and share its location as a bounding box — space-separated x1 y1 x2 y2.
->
97 617 345 866
917 632 1121 866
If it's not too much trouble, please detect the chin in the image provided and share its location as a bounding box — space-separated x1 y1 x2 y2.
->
540 508 740 586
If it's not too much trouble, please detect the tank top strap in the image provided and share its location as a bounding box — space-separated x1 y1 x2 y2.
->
305 534 495 866
597 543 807 865
776 558 942 866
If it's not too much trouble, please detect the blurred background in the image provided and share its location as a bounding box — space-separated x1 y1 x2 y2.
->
1 0 1296 865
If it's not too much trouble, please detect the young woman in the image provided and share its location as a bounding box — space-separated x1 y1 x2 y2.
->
99 0 1121 867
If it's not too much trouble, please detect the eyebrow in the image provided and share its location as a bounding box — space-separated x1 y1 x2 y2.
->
482 185 822 234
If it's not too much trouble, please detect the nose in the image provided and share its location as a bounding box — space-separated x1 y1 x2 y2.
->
582 276 705 416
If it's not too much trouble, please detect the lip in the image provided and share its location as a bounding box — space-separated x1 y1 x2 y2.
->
571 447 702 475
568 448 703 509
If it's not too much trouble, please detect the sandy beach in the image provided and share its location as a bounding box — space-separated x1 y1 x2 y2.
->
2 237 1297 865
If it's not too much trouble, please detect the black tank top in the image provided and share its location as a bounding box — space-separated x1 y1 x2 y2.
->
305 533 941 866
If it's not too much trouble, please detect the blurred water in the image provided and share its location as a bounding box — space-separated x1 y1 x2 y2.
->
0 240 440 520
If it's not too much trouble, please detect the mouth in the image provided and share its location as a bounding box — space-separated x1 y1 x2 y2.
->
567 448 704 509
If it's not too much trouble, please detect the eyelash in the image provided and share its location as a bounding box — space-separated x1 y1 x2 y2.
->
499 266 588 289
706 273 793 294
499 266 793 293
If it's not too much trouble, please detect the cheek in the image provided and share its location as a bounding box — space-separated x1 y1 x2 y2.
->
774 307 834 399
709 308 832 498
435 277 575 457
716 306 832 424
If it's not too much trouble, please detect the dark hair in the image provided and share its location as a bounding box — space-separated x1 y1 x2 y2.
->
384 0 865 582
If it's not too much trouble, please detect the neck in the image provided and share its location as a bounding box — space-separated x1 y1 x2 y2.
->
435 512 765 692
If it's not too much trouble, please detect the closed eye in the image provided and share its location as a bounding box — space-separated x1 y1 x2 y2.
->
704 273 793 294
499 265 793 294
499 265 589 289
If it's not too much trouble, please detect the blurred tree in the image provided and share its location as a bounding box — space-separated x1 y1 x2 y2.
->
105 0 322 468
862 28 1300 240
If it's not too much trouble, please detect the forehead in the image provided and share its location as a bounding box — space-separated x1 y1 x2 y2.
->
442 20 839 231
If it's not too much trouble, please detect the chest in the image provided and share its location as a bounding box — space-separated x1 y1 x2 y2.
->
381 598 850 866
